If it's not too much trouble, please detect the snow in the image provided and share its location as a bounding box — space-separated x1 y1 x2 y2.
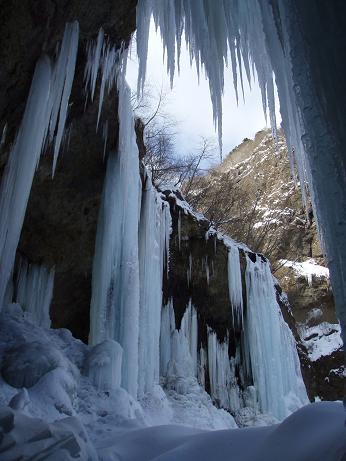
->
0 294 343 460
88 403 346 461
298 322 343 362
280 259 329 286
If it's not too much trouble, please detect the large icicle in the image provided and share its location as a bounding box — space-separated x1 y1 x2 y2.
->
0 22 79 310
0 57 52 310
227 244 243 327
13 257 54 328
48 21 79 175
89 70 141 398
138 171 172 397
244 254 308 420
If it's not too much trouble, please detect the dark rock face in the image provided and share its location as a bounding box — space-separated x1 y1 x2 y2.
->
0 0 137 161
162 193 231 343
0 0 137 342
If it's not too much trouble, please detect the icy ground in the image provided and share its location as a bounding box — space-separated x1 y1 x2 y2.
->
0 305 344 460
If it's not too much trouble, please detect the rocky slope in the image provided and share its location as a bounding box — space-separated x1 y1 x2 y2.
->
187 129 344 400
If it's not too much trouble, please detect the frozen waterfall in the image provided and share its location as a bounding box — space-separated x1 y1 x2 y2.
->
244 254 308 419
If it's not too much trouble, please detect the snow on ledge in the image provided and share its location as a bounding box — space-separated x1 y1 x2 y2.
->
280 259 329 286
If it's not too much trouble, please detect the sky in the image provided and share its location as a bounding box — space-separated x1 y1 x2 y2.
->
126 21 279 165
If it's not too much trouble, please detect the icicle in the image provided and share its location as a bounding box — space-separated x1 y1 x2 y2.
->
14 257 54 328
84 28 105 102
89 69 141 398
50 21 79 176
161 300 198 385
160 299 176 377
102 121 108 160
0 22 80 309
138 171 172 397
188 253 192 285
198 346 207 388
244 254 308 420
227 244 243 327
177 210 181 251
0 123 7 148
84 28 122 130
205 256 210 285
0 56 52 309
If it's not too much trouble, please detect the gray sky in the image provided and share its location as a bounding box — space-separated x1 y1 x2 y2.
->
126 21 279 165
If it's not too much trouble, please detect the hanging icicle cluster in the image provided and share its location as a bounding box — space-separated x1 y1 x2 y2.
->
0 22 79 311
136 0 278 153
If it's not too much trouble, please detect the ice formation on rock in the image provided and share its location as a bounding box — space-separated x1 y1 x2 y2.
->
89 70 141 397
138 173 171 397
244 254 308 419
227 243 243 327
0 22 79 311
11 257 54 328
84 29 122 129
160 300 198 388
89 59 172 399
207 329 241 411
86 339 123 391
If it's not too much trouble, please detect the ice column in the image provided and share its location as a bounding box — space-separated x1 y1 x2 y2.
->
14 257 54 328
86 339 123 391
89 73 141 398
244 254 308 420
138 172 171 397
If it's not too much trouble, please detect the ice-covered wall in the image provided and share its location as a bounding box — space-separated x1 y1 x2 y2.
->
159 194 308 420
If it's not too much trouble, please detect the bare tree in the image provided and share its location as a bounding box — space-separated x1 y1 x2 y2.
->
132 85 216 189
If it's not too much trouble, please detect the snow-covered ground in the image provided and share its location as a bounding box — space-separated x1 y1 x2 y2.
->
0 305 344 460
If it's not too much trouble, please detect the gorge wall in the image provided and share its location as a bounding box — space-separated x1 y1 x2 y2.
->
0 0 341 426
